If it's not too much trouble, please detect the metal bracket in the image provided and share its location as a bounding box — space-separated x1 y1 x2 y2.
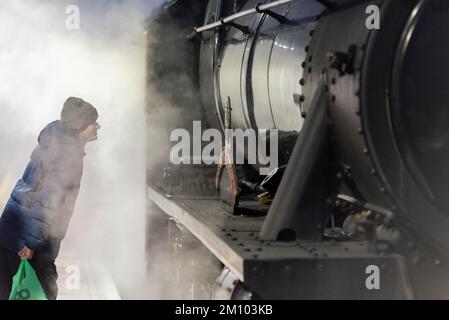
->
255 4 295 25
260 80 338 241
221 19 250 35
327 44 358 76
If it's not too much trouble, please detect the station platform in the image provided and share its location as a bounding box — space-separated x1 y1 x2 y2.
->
56 253 121 300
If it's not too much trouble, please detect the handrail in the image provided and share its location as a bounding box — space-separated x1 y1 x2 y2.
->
194 0 294 33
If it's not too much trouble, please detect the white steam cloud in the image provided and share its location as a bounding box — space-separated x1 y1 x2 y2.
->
0 0 165 299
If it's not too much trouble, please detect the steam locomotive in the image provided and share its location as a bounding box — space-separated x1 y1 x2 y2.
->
145 0 449 299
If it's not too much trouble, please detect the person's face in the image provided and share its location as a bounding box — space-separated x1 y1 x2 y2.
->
80 121 101 143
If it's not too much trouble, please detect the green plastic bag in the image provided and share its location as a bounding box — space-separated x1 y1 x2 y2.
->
9 259 48 300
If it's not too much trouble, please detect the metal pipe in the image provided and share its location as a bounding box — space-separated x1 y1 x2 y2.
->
194 0 295 33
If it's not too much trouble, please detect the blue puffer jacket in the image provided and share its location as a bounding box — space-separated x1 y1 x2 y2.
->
0 121 85 260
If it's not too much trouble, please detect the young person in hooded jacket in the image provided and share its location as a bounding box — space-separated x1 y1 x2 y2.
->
0 97 100 300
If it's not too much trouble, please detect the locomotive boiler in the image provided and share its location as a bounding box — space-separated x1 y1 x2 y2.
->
145 0 449 299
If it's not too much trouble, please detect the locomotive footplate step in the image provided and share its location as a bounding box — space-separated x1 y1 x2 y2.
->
147 185 414 299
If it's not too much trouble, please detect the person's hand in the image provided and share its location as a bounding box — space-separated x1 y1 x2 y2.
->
18 247 34 260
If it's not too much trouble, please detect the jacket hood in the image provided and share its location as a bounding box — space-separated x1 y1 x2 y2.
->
37 120 81 149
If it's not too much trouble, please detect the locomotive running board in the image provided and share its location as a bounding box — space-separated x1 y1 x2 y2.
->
147 185 414 299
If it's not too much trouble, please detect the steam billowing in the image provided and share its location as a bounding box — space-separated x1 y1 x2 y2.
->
0 0 162 299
